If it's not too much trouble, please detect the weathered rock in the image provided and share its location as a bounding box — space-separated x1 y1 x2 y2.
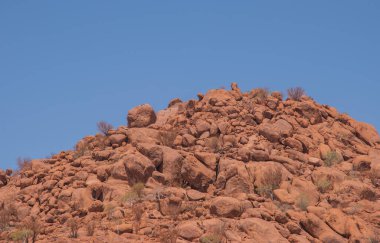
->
127 104 157 128
181 155 215 192
210 197 242 218
177 221 203 240
239 218 288 243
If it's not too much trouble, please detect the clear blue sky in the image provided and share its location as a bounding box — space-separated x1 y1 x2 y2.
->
1 1 379 169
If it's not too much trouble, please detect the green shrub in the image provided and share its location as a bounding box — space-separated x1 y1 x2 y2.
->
324 151 342 167
316 177 332 193
10 229 32 242
200 234 223 243
296 193 310 211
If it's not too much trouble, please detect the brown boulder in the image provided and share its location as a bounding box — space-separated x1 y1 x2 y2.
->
300 213 346 242
351 121 380 145
122 152 155 184
108 134 126 146
127 104 157 128
239 218 288 242
177 221 203 240
210 196 242 218
181 155 215 192
126 128 161 144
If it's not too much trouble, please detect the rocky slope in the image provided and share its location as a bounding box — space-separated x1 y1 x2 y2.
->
1 83 380 243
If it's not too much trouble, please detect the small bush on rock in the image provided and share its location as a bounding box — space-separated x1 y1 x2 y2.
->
10 229 32 242
159 227 178 243
200 234 223 243
132 203 144 233
67 218 80 238
324 151 343 167
296 193 310 211
22 216 42 243
256 167 282 199
287 87 305 101
316 177 332 193
97 121 113 136
17 157 32 171
251 88 269 104
86 221 96 236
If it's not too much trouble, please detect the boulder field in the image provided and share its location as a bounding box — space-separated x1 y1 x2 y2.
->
0 83 379 242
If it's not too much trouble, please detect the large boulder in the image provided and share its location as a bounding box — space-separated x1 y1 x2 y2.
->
351 121 380 145
122 152 155 184
258 119 293 142
239 218 288 242
216 158 253 194
210 196 242 218
127 104 157 128
300 213 347 243
181 155 215 192
177 221 203 241
126 128 161 145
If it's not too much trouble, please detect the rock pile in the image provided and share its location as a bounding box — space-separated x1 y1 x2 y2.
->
0 83 379 242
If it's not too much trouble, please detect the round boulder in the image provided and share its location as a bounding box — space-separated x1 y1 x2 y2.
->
127 104 156 128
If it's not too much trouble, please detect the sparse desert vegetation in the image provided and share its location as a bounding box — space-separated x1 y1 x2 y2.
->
0 83 379 242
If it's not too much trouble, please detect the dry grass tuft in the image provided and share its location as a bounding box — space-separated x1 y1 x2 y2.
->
17 157 32 171
67 218 80 238
256 167 282 199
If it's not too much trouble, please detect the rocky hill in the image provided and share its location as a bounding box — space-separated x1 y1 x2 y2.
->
1 83 379 243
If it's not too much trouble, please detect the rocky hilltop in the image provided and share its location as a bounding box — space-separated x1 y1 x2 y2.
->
1 83 380 243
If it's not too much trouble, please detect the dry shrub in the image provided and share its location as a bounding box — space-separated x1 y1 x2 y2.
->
159 130 178 148
132 203 144 233
296 193 310 211
67 218 80 238
159 227 178 243
0 208 11 231
22 216 42 243
316 177 332 193
256 167 282 199
104 203 116 220
97 121 113 136
0 202 17 231
324 151 343 167
17 157 32 171
10 229 32 242
86 221 96 236
94 134 108 149
360 188 377 201
132 182 145 199
251 88 269 104
122 182 145 205
73 140 90 159
369 168 380 187
167 201 182 221
200 222 227 243
287 87 305 101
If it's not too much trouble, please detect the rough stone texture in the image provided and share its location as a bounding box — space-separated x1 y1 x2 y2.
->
127 104 157 128
1 83 379 242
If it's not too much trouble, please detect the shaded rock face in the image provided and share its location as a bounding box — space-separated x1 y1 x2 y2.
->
1 83 380 242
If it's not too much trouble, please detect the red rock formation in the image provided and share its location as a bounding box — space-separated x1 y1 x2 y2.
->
0 83 379 242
